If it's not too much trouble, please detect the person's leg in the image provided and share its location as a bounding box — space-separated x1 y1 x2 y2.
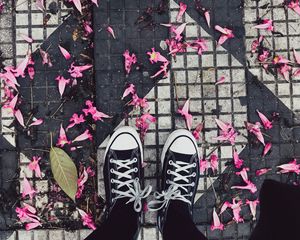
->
163 201 207 240
86 126 151 240
85 200 139 240
250 179 300 240
148 129 207 240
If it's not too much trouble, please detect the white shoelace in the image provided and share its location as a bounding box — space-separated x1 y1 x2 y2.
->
148 160 196 211
110 158 152 212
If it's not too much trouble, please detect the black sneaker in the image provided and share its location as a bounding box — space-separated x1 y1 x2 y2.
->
148 129 200 233
103 126 152 236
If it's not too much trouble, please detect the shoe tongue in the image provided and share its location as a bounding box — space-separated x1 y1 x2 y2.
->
171 152 193 162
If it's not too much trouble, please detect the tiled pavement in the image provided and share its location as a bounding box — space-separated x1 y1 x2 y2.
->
1 0 300 239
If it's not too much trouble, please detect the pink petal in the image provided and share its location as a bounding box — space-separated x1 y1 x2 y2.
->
215 25 228 35
73 129 93 142
176 2 187 22
215 119 229 131
174 22 187 40
14 109 25 127
122 84 135 99
15 54 30 77
107 26 116 39
263 142 272 157
35 0 45 11
71 0 82 14
256 110 272 129
199 159 207 174
59 45 71 60
29 118 43 127
21 34 34 43
90 0 98 7
25 222 42 230
210 208 224 231
293 48 300 64
256 168 271 176
220 202 231 214
9 94 19 110
204 11 210 27
233 150 244 169
22 177 36 199
210 154 218 172
246 199 259 221
215 76 226 85
178 99 193 130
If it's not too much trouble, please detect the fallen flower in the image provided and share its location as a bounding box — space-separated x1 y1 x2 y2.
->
178 99 193 130
68 63 92 79
55 76 70 97
28 117 43 127
83 21 93 36
199 159 207 174
21 34 34 43
246 199 259 221
56 124 70 147
287 0 300 16
39 48 52 67
35 0 45 11
210 154 218 172
73 129 93 143
256 110 273 130
3 93 18 112
245 121 265 145
22 176 36 200
16 203 41 230
129 94 149 109
76 167 89 199
231 180 257 194
256 168 271 176
123 50 137 75
251 36 264 54
189 38 208 55
83 100 111 121
107 26 116 39
122 83 136 99
194 0 210 27
204 11 210 28
90 0 98 7
215 119 237 145
14 109 25 127
172 22 187 41
233 150 244 169
150 61 169 79
215 76 226 85
15 53 30 77
136 113 156 139
236 168 250 182
67 113 85 130
68 0 82 14
77 208 96 230
215 25 234 46
59 45 71 60
293 48 300 64
28 156 42 179
277 159 300 174
210 208 224 231
147 48 168 64
176 2 187 22
220 198 243 223
263 142 272 157
192 121 204 140
253 19 274 32
26 222 42 231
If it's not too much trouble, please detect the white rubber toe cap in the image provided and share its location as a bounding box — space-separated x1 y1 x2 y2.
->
169 136 197 155
110 133 139 150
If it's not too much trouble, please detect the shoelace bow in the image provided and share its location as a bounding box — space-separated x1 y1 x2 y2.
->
110 158 152 212
148 160 196 211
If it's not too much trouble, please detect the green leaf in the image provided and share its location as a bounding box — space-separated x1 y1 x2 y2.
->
50 147 78 201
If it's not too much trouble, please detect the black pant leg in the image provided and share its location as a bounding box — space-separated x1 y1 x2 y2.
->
162 201 207 240
85 200 139 240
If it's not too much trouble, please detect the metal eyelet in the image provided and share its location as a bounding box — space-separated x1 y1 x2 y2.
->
110 159 114 163
166 179 170 184
191 182 195 187
193 163 196 167
135 177 139 181
110 169 114 173
111 189 115 193
133 158 137 162
167 170 171 174
111 179 114 183
134 167 138 172
168 160 173 165
192 172 196 177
